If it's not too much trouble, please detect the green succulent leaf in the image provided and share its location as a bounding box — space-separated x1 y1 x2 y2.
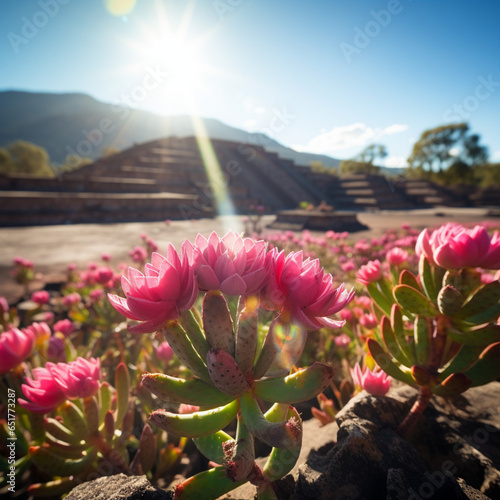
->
399 270 422 292
437 285 464 316
254 362 334 404
390 304 415 365
253 327 280 380
202 291 235 356
149 400 239 438
29 445 97 477
162 322 211 383
142 373 233 408
239 392 300 449
181 309 209 360
438 345 483 381
463 342 500 387
43 418 83 447
262 406 302 482
174 466 245 500
380 316 413 367
27 477 79 498
59 401 88 438
193 430 232 464
115 362 130 428
414 316 431 366
367 282 393 317
419 255 437 302
224 414 255 482
447 324 500 347
432 373 472 397
235 305 259 380
394 285 438 318
457 281 500 321
367 339 415 386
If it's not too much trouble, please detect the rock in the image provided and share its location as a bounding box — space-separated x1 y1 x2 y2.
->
65 473 172 500
292 383 500 500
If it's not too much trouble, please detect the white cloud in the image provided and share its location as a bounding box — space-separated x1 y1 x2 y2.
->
449 147 460 157
491 150 500 162
254 106 266 114
383 124 409 135
384 156 407 168
297 122 409 155
243 119 257 131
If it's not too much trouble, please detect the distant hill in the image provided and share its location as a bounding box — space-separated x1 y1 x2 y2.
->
0 90 341 168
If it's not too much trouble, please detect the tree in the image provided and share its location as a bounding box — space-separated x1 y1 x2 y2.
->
2 140 55 177
339 159 380 175
407 123 488 174
355 144 388 164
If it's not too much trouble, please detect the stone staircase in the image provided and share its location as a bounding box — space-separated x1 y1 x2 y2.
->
394 178 468 207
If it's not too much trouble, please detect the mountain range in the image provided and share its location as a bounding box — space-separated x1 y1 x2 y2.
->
0 90 342 169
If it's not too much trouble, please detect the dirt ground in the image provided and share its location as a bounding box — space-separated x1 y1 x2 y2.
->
1 207 499 304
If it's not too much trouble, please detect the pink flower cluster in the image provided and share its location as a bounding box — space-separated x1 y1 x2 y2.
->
350 362 391 396
109 231 354 333
19 357 101 413
417 223 500 270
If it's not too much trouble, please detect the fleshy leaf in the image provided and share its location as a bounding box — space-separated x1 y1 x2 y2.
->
142 373 232 407
463 342 500 387
447 324 500 347
414 316 430 366
367 338 416 386
149 400 239 438
254 362 334 404
393 285 437 317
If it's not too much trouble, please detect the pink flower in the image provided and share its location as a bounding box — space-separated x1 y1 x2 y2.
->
156 341 174 363
19 367 66 413
63 292 81 307
53 319 75 338
350 362 391 396
47 336 66 362
416 223 500 270
108 244 197 334
357 260 382 285
386 247 409 266
24 322 51 343
129 246 148 263
101 253 111 262
184 231 268 296
0 328 35 374
334 333 351 348
31 290 50 305
95 266 114 285
89 288 104 302
47 357 101 399
359 313 378 329
261 249 354 330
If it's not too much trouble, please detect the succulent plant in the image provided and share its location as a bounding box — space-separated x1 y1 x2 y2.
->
144 294 335 499
364 224 500 436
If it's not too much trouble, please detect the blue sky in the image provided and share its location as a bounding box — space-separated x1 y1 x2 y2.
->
1 0 499 166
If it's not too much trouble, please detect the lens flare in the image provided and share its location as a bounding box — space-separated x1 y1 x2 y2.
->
270 320 307 374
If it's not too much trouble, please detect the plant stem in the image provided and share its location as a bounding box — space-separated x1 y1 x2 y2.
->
397 385 432 438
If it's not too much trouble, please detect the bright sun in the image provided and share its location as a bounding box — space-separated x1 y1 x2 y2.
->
122 4 215 114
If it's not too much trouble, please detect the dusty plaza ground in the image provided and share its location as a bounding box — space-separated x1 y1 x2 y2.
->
1 207 499 303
